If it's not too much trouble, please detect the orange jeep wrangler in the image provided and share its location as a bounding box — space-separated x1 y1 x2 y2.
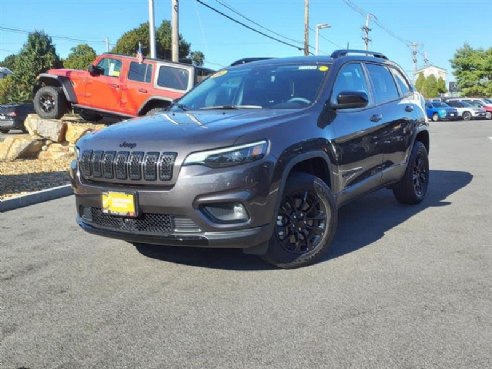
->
33 53 214 121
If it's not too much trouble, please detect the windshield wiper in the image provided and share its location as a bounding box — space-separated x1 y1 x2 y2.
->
199 105 262 110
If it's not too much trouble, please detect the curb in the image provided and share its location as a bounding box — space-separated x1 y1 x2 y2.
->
0 184 73 212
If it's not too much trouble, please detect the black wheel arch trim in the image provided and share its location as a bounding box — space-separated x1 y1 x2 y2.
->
137 97 173 115
34 74 78 103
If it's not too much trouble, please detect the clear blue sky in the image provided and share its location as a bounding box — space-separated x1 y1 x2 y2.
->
1 0 491 82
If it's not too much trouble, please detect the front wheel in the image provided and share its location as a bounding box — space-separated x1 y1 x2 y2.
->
392 141 429 204
33 86 68 119
261 173 337 268
462 111 472 121
486 112 492 120
432 113 439 122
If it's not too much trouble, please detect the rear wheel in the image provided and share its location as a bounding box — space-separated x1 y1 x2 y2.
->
261 173 337 268
393 141 429 205
33 86 68 119
462 111 472 121
432 113 439 122
0 128 9 134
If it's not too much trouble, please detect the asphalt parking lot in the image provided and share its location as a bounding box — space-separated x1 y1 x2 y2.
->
1 120 491 369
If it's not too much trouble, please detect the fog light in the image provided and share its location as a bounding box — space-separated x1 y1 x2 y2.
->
203 202 249 223
80 206 92 221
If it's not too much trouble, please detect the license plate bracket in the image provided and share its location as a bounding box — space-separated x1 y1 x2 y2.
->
102 192 138 217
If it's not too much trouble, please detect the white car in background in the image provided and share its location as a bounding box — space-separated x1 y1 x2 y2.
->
446 100 487 120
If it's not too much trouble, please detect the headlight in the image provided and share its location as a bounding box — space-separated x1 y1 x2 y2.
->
183 140 268 168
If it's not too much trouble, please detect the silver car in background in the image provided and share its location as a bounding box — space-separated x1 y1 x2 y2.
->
446 100 487 120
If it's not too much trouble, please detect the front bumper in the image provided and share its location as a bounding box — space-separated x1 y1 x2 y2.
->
70 159 277 252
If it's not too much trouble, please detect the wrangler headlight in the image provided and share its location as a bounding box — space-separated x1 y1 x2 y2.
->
183 140 268 168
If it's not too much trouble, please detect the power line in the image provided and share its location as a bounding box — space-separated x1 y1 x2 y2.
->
0 25 107 45
194 0 303 51
213 0 304 47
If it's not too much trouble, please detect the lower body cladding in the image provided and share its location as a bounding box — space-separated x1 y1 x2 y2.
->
70 160 277 254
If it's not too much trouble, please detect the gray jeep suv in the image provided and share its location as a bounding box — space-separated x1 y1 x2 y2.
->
70 50 429 268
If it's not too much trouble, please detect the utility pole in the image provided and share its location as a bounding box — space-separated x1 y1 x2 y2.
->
362 14 375 51
105 37 110 52
410 42 420 81
424 51 429 65
304 0 309 56
171 0 179 62
148 0 157 58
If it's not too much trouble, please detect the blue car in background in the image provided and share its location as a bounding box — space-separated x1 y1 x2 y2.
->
425 101 459 122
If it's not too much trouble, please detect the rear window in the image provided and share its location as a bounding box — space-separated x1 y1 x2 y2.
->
157 66 189 91
390 67 411 96
128 62 153 83
366 64 399 104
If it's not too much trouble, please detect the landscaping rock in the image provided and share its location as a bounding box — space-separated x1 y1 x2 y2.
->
38 150 73 161
65 123 92 144
0 135 43 161
24 114 67 142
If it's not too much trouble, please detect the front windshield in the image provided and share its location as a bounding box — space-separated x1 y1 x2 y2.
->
174 63 330 111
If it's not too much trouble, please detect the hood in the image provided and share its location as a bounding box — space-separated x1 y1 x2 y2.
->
47 68 88 79
77 109 304 154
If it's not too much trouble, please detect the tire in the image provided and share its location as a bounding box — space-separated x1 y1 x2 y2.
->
261 173 337 268
145 107 166 116
432 113 439 122
462 111 472 121
392 141 429 205
33 86 68 119
0 128 9 134
486 112 492 120
78 110 102 122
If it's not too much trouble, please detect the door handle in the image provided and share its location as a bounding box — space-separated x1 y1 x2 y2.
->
370 114 383 122
110 83 119 89
405 105 414 112
138 88 148 93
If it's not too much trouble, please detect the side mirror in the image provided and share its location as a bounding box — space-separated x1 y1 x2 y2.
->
88 65 103 76
332 91 369 109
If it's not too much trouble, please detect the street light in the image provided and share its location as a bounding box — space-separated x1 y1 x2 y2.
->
315 23 331 56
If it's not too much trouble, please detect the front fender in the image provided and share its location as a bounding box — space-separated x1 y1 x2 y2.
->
34 74 78 103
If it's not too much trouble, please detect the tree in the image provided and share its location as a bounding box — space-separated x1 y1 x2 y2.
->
9 31 62 102
437 77 447 94
450 43 492 97
0 76 15 104
415 73 425 93
425 75 438 97
112 21 201 63
63 44 97 70
190 51 204 66
0 54 18 73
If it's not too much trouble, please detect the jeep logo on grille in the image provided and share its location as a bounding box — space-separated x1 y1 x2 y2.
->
119 142 137 149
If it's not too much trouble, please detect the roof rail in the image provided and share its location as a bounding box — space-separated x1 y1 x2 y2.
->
230 57 273 66
330 49 388 60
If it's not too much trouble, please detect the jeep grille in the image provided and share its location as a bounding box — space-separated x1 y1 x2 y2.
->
79 150 177 183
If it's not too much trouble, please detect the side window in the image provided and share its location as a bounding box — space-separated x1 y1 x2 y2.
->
366 64 399 105
96 58 122 78
157 66 189 91
128 62 153 83
390 67 411 96
331 63 369 104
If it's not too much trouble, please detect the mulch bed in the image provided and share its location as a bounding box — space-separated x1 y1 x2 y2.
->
0 157 72 200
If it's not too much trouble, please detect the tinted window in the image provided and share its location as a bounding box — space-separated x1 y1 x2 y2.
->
195 68 214 84
128 62 153 83
366 64 399 104
331 63 369 104
390 67 411 96
157 66 189 90
96 58 122 78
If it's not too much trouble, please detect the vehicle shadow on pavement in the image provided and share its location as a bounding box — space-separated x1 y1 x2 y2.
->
136 169 472 270
326 169 473 260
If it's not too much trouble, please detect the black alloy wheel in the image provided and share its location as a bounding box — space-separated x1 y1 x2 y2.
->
39 94 55 114
261 173 337 268
276 190 327 254
393 141 429 204
33 86 67 119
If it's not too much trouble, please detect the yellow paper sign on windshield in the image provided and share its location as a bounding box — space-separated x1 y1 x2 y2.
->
319 66 329 72
211 70 228 78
